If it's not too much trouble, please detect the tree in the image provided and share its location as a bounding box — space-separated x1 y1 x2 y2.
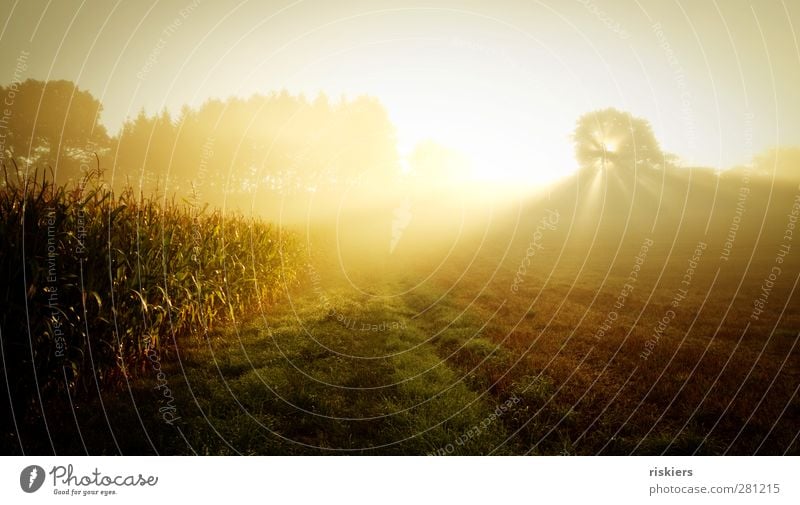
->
113 108 178 193
573 108 665 172
0 79 109 182
329 95 399 184
752 147 800 181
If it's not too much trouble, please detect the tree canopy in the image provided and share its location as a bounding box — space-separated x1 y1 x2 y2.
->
752 147 800 181
573 108 666 172
0 79 108 182
0 79 400 209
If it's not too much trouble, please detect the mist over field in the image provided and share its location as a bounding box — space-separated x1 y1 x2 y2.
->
1 0 799 456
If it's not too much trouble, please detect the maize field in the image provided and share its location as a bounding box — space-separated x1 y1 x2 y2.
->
0 161 302 430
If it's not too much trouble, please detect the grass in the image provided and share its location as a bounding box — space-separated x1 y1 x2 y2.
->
13 242 795 455
2 163 799 455
40 285 517 455
0 163 302 448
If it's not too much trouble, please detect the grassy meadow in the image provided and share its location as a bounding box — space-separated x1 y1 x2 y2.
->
3 161 798 455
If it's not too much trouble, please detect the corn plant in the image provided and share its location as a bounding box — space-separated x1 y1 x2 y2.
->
0 160 302 432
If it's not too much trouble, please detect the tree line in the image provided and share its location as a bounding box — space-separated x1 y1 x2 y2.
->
0 80 398 210
0 79 796 209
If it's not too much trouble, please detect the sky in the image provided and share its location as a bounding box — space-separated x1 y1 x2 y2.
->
1 0 799 183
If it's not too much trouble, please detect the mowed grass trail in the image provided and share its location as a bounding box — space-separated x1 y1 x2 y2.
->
49 234 800 456
5 167 799 456
73 277 527 455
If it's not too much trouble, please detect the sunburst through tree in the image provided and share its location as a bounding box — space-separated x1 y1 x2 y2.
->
573 108 667 172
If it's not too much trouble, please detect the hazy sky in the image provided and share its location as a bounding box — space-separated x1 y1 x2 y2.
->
1 0 798 180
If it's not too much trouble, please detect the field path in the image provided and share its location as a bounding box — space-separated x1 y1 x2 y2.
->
141 281 521 455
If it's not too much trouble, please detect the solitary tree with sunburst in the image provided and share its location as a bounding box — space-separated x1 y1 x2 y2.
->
573 108 666 172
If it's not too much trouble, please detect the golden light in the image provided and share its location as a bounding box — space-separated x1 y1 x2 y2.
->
395 111 578 200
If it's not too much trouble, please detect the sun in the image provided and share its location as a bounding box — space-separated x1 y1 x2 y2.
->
462 139 577 189
388 94 578 194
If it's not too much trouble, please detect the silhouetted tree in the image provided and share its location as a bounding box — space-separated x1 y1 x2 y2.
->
1 79 400 211
0 79 109 182
330 95 399 184
114 109 167 193
573 108 665 172
752 147 800 180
